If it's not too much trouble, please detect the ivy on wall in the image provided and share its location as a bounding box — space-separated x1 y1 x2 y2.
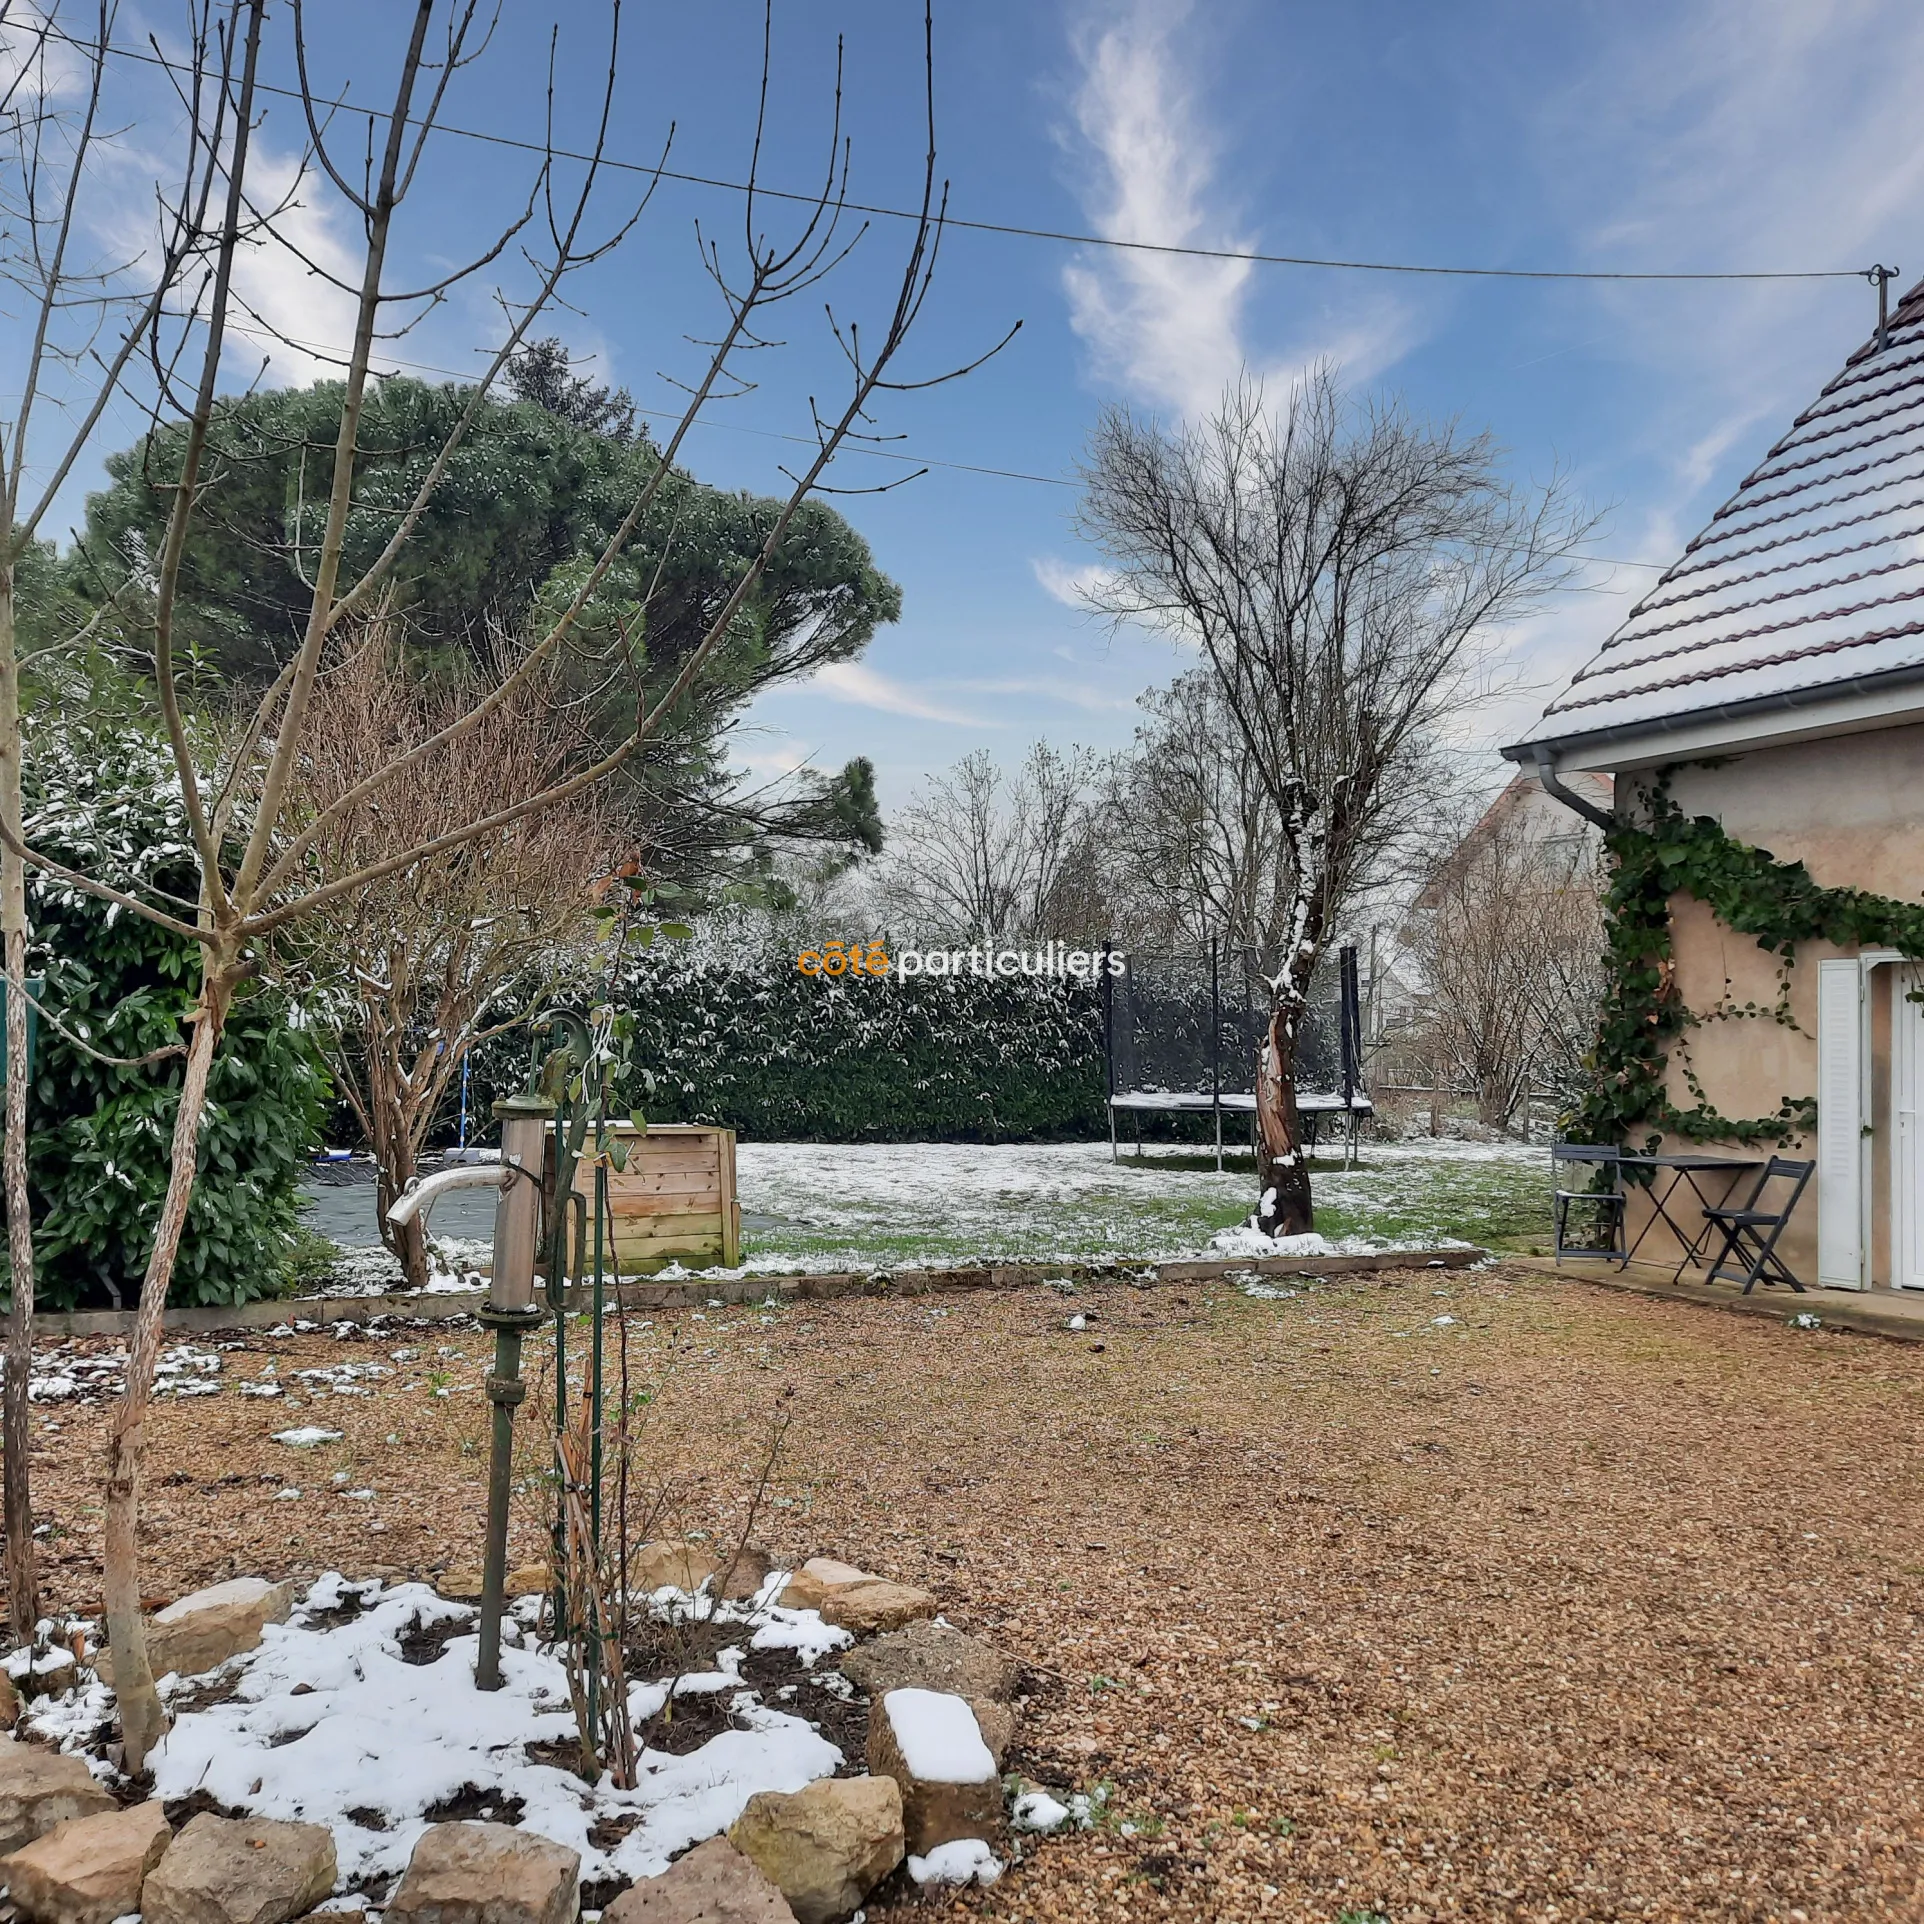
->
1572 775 1924 1151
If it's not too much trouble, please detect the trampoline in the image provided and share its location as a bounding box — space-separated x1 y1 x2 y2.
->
1101 939 1371 1165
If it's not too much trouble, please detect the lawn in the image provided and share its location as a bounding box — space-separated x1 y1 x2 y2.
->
731 1138 1554 1271
26 1262 1924 1920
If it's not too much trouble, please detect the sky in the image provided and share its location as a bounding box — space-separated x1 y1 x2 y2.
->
14 0 1924 814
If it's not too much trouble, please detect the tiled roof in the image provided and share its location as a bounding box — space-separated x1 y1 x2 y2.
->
1518 275 1924 749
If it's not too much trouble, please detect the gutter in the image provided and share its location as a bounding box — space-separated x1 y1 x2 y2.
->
1500 656 1924 771
1526 745 1613 831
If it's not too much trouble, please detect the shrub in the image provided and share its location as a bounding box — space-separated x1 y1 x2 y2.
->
11 713 330 1310
464 934 1107 1142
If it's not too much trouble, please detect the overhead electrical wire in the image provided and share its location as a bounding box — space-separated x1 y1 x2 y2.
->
39 19 1882 288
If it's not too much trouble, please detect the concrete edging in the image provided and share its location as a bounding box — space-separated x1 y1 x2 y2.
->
33 1243 1488 1339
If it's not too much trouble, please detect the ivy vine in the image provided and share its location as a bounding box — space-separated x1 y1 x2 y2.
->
1571 774 1924 1152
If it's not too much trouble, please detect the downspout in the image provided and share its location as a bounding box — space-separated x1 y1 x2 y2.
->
1529 744 1614 832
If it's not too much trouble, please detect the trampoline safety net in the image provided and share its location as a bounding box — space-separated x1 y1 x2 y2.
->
1103 944 1357 1103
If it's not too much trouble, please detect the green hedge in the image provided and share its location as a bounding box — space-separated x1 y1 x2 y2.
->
14 715 330 1310
467 943 1108 1141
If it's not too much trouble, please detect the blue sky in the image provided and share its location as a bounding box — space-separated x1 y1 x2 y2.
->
24 0 1924 809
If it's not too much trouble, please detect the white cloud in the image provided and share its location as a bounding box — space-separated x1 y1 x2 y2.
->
806 661 989 726
1030 554 1115 608
1056 0 1419 416
1058 0 1253 414
945 675 1141 714
1542 0 1924 501
224 149 368 388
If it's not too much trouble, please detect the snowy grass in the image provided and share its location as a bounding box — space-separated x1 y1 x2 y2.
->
730 1139 1551 1272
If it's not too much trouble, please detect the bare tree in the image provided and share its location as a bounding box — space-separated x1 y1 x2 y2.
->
872 742 1105 941
1411 801 1606 1131
0 1 245 1636
1078 370 1590 1234
290 625 615 1290
1 0 1005 1767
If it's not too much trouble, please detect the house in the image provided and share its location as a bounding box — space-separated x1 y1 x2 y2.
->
1504 274 1924 1291
1413 767 1614 910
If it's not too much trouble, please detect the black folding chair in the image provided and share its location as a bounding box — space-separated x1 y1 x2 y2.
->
1701 1157 1814 1293
1552 1144 1626 1266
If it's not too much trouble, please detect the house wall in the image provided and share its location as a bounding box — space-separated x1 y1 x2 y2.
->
1618 723 1924 1283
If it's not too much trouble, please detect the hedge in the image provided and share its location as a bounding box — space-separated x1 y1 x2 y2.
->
464 941 1108 1141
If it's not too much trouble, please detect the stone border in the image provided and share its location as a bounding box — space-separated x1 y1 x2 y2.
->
33 1244 1487 1338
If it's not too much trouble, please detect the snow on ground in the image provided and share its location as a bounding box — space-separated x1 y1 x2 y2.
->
288 1137 1550 1291
31 1574 853 1891
718 1138 1549 1275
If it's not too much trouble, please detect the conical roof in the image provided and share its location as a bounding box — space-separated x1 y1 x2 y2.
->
1514 274 1924 754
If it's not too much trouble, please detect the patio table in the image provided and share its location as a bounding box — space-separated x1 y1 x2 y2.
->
1619 1152 1765 1282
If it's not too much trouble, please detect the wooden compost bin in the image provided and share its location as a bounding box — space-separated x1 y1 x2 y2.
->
561 1122 740 1274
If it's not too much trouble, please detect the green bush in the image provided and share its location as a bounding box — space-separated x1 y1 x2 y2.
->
465 938 1107 1142
13 715 330 1310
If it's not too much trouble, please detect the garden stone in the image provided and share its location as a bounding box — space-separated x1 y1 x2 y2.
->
839 1622 1016 1706
2 1796 172 1924
140 1813 336 1924
504 1565 551 1598
98 1577 293 1686
601 1838 794 1924
0 1737 114 1855
0 1671 18 1727
630 1541 720 1595
817 1582 935 1635
865 1689 1002 1856
774 1559 870 1611
384 1821 579 1924
971 1698 1015 1767
715 1546 774 1603
728 1776 903 1924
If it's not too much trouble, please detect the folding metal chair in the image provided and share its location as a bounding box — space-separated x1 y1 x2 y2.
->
1551 1144 1626 1266
1701 1157 1814 1293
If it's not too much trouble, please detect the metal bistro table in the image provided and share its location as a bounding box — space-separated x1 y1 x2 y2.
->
1620 1152 1765 1282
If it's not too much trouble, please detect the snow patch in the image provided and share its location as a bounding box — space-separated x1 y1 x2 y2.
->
125 1577 843 1887
880 1689 995 1784
907 1838 1003 1886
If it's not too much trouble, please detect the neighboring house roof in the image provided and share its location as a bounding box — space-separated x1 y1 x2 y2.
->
1414 770 1612 908
1508 275 1924 765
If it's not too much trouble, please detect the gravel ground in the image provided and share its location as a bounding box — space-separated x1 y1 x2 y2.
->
24 1264 1924 1921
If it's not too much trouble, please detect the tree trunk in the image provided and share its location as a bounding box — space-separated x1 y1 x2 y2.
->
371 1082 430 1292
104 963 233 1773
1255 1004 1313 1237
0 558 36 1637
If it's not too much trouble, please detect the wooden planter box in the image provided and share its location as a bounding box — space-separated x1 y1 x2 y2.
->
556 1122 740 1274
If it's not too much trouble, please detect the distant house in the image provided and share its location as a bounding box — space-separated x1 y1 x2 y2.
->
1413 768 1613 911
1505 275 1924 1291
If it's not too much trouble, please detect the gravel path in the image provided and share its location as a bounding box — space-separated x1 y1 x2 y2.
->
25 1265 1924 1920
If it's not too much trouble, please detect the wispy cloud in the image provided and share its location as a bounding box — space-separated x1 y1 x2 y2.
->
1057 0 1253 414
225 150 370 387
945 675 1141 714
1030 554 1114 608
1543 0 1924 498
1055 0 1418 415
806 662 988 727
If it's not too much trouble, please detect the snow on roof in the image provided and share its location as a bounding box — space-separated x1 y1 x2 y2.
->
1516 277 1924 751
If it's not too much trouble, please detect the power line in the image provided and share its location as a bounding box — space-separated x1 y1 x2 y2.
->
51 20 1881 289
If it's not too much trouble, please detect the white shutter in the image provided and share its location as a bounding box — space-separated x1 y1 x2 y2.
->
1817 959 1865 1289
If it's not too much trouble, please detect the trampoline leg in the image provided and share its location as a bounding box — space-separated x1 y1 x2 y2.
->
1214 1101 1223 1173
1109 1102 1118 1164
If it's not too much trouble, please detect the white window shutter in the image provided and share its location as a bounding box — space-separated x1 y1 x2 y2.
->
1817 959 1864 1289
